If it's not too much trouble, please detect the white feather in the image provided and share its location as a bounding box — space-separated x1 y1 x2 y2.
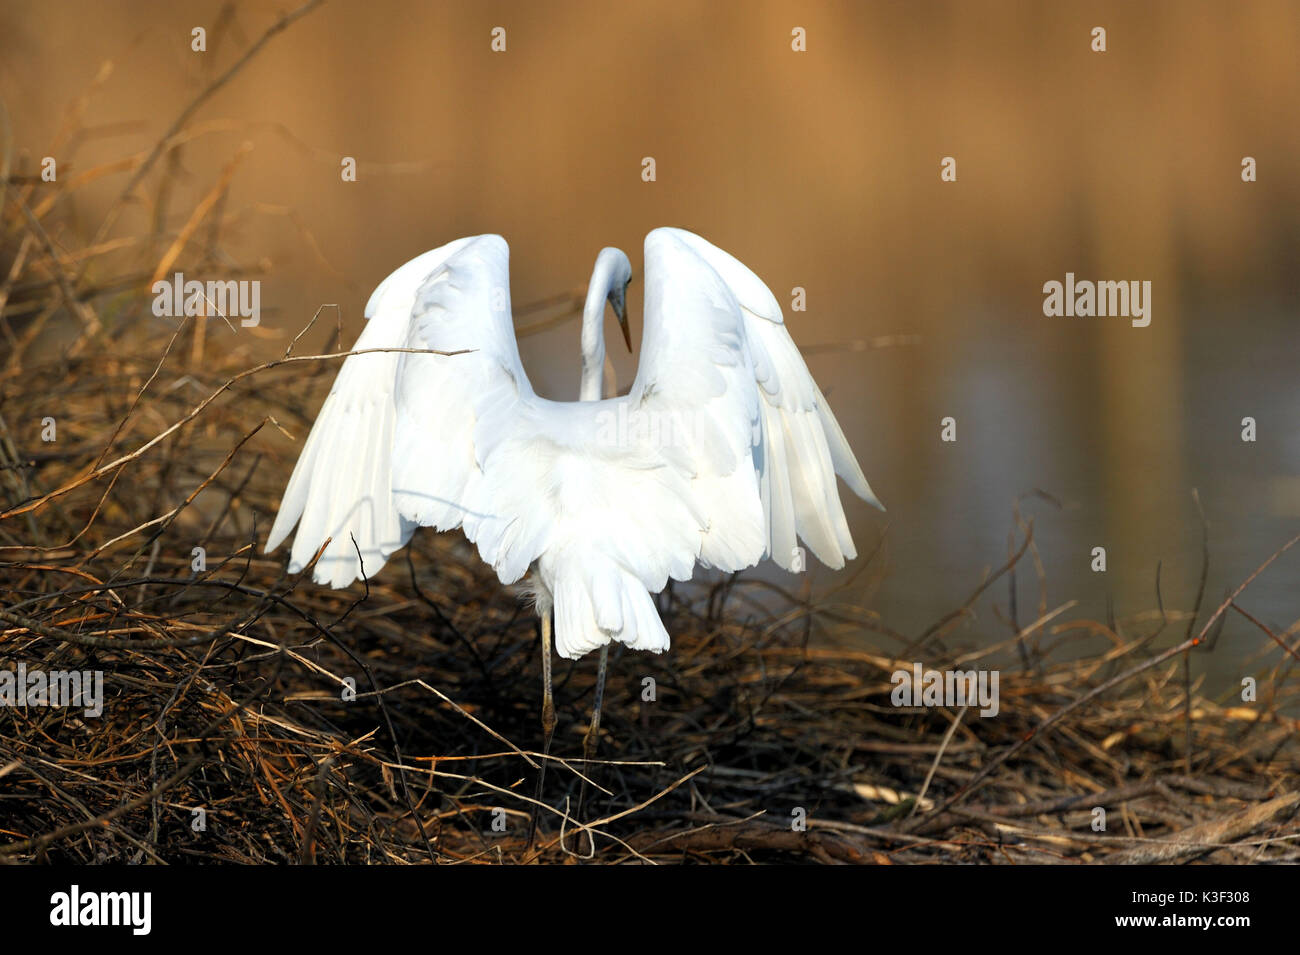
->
267 228 882 659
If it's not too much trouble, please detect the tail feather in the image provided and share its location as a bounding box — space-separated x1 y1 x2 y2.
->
550 557 670 660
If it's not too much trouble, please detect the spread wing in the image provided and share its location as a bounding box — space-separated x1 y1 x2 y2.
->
267 227 881 636
265 234 536 586
634 228 882 572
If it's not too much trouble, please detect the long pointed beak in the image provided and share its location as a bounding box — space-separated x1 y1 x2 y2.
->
616 307 633 352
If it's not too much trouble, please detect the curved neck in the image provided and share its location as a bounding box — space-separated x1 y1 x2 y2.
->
579 285 606 401
579 249 628 401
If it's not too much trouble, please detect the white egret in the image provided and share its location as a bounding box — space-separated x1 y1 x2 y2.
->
266 227 882 829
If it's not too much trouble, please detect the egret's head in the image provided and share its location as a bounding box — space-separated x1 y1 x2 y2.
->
596 247 633 352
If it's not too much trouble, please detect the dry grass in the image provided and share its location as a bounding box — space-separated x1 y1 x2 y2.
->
2 318 1298 866
1 5 1298 864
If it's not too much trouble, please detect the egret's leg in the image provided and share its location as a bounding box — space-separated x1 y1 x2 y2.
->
527 613 556 851
583 645 609 766
540 613 557 750
573 644 609 853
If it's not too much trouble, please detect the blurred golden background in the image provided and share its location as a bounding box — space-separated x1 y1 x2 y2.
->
3 0 1298 685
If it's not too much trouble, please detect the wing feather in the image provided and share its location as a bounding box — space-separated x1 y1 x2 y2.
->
267 227 881 662
636 227 882 574
266 234 537 586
